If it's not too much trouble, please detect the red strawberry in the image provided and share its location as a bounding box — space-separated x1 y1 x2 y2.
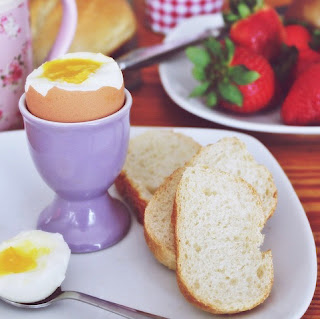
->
284 25 311 51
221 47 275 113
186 38 275 114
295 48 320 78
282 63 320 125
282 25 320 80
226 4 285 60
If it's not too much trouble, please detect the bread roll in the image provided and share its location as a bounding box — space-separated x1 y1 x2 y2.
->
30 0 137 67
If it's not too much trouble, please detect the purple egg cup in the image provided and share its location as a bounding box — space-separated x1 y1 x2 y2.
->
19 90 132 253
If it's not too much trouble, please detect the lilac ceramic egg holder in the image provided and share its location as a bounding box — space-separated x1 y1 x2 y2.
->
19 90 132 253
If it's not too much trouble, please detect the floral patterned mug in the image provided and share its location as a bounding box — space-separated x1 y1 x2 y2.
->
0 0 77 131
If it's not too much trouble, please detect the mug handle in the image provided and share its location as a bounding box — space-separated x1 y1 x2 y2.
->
46 0 78 61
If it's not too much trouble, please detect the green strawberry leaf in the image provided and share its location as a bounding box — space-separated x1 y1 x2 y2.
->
205 37 223 61
237 3 251 19
190 82 210 97
206 92 218 107
224 0 263 25
224 38 235 64
186 47 210 68
192 66 206 81
310 29 320 51
254 0 264 11
230 65 260 85
223 12 239 23
218 82 243 106
228 0 259 19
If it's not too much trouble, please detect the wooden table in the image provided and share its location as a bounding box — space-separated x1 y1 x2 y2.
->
130 1 319 317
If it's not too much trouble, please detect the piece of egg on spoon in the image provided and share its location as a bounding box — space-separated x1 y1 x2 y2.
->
0 230 70 303
25 52 124 123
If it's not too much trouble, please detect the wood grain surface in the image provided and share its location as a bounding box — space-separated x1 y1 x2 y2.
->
130 1 318 317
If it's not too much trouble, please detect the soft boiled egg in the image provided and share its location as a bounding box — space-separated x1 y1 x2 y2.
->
25 52 125 123
0 230 70 303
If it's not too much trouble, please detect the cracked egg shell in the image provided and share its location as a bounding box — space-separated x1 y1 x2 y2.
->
25 52 125 123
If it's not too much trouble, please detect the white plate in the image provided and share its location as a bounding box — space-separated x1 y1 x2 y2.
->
159 14 320 135
0 127 317 319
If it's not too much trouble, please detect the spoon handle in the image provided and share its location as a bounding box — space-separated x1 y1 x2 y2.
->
62 291 168 319
116 27 225 71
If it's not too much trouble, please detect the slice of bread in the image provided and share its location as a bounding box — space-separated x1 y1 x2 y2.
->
174 167 274 314
115 130 201 224
188 137 277 222
144 167 184 270
144 137 277 269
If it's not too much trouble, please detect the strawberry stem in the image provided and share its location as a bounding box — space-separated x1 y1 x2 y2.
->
186 37 261 108
224 0 264 25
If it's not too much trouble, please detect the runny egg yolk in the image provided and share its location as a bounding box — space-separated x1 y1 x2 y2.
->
41 58 103 84
0 241 50 275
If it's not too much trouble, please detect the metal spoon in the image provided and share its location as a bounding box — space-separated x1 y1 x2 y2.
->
116 26 226 71
0 286 168 319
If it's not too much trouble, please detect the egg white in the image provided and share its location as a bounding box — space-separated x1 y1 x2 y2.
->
25 52 123 96
0 230 70 303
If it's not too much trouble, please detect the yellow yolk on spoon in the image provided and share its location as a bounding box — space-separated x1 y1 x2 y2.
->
0 241 50 275
41 58 103 84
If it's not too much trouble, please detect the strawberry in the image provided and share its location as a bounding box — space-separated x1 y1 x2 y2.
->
284 25 311 51
282 63 320 125
186 38 275 113
224 0 285 60
221 46 275 113
286 26 320 79
295 48 320 78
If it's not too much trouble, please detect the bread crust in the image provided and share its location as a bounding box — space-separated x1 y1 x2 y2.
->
144 228 176 270
175 252 273 314
267 187 278 220
144 168 185 270
115 172 147 224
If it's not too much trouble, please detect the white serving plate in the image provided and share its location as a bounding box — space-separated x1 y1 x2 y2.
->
0 126 317 319
159 14 320 135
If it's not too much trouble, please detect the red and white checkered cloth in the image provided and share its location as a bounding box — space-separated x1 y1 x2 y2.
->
145 0 224 34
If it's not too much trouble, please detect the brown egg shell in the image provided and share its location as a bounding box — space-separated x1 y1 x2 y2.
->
25 84 125 123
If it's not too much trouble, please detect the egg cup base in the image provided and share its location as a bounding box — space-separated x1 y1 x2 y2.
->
37 193 131 253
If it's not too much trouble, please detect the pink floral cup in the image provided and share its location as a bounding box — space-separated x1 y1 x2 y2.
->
0 0 77 131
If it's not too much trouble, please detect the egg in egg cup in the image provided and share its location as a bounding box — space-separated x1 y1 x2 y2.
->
19 53 131 253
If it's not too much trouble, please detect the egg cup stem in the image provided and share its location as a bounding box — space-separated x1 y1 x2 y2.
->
19 90 132 253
